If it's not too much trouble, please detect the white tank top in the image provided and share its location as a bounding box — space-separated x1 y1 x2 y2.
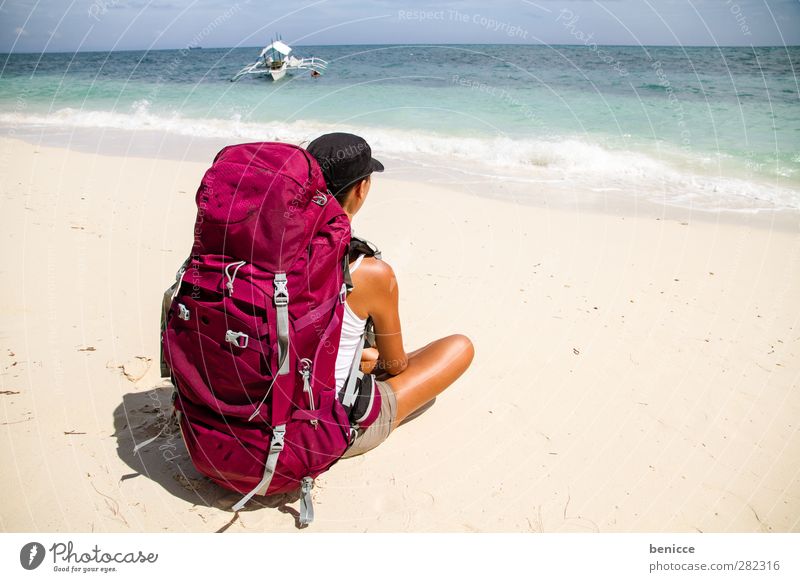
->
334 254 367 395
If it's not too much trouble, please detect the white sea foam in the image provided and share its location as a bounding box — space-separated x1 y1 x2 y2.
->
1 106 798 212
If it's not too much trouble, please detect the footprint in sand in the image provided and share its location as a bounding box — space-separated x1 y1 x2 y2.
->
111 356 153 383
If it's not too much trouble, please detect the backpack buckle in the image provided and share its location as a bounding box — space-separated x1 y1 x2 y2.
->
274 274 289 307
177 303 190 321
224 330 249 349
270 425 286 451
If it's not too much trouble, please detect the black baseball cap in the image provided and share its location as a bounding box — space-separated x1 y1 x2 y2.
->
306 132 384 197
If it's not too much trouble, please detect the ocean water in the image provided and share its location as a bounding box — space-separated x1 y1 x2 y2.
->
1 44 799 211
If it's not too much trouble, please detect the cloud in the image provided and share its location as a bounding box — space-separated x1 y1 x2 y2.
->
14 26 29 36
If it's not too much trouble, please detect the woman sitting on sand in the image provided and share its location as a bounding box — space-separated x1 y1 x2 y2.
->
306 132 475 456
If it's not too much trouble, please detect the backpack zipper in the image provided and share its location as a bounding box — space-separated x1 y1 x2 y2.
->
299 358 317 429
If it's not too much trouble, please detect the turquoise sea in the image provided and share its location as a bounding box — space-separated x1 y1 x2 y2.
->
1 44 799 211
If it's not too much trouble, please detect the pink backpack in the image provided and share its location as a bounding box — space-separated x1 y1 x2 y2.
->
153 142 382 525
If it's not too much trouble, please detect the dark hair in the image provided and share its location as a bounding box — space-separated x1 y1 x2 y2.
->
333 176 368 206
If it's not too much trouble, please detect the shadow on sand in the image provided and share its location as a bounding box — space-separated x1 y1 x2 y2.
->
113 382 305 530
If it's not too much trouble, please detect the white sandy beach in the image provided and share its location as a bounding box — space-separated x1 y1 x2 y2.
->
1 135 799 533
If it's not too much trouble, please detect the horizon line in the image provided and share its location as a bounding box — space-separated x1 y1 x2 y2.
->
3 41 799 55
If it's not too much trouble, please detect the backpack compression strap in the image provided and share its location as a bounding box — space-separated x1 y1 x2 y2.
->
233 272 292 512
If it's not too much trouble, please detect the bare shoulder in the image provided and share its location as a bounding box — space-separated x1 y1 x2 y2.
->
348 257 396 319
354 256 396 287
357 256 394 277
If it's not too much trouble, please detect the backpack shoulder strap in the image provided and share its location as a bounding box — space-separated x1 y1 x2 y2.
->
343 235 384 352
349 235 382 262
343 235 382 293
160 256 191 378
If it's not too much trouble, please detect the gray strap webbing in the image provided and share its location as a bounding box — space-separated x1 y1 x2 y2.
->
299 477 314 526
341 333 365 407
232 424 286 512
274 273 290 375
247 273 290 422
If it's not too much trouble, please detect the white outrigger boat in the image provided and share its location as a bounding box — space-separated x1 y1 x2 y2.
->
231 39 327 82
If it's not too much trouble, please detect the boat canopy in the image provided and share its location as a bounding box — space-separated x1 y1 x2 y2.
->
260 41 292 58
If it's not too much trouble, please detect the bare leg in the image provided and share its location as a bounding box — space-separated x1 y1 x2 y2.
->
382 334 474 430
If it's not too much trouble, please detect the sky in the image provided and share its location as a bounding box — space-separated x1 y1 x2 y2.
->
1 0 799 53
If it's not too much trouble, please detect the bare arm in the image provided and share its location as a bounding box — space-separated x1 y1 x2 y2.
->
356 258 408 376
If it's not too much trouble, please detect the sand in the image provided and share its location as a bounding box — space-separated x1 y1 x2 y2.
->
1 135 798 533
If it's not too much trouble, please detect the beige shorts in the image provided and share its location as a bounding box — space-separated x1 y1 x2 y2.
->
341 379 397 458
